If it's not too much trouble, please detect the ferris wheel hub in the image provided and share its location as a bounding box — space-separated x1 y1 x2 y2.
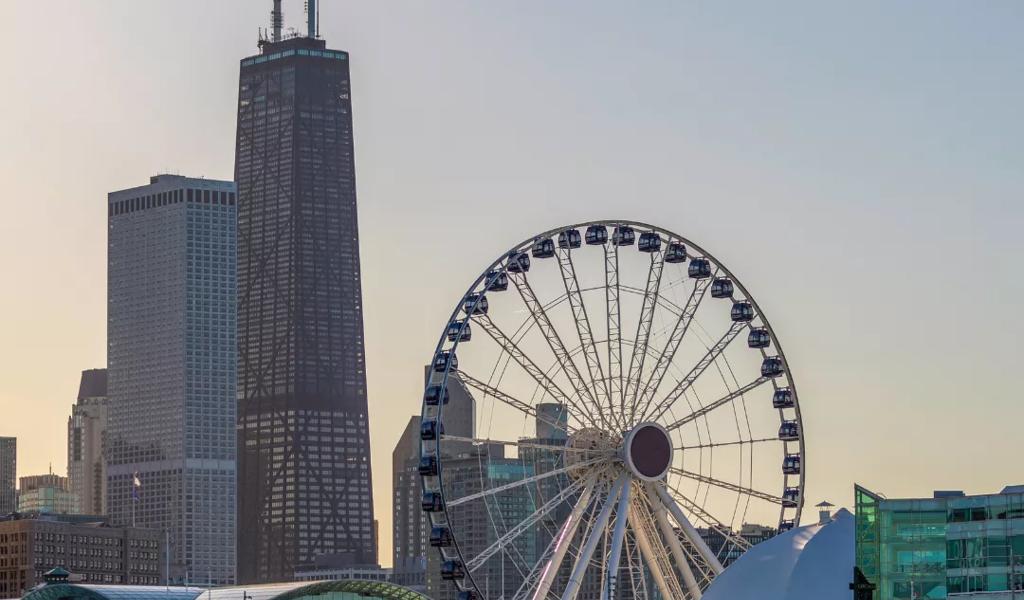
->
623 422 673 481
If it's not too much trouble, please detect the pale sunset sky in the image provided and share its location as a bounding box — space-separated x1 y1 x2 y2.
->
1 1 1022 567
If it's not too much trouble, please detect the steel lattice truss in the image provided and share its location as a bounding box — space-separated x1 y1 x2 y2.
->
420 221 805 600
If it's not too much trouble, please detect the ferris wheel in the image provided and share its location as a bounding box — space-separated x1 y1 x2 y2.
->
419 221 805 600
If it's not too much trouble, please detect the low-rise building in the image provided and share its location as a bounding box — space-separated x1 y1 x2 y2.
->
18 475 77 515
856 483 1024 600
0 512 163 598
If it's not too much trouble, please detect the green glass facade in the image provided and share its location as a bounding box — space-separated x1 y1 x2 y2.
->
855 485 1024 600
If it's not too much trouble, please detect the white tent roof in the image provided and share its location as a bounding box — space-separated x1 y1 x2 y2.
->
702 508 854 600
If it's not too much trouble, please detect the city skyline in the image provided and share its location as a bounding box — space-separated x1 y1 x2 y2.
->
1 0 1023 572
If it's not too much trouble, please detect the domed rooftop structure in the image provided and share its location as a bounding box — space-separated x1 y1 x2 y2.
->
702 508 854 600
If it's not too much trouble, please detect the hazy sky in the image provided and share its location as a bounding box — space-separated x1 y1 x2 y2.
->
1 1 1022 567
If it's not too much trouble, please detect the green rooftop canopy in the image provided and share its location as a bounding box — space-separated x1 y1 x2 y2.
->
23 580 430 600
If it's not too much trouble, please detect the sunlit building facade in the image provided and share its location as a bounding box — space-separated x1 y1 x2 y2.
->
106 175 238 585
855 484 1024 600
67 369 108 515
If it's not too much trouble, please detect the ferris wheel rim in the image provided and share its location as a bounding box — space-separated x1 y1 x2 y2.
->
420 219 806 600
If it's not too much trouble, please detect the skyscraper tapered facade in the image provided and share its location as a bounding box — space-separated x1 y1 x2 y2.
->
234 18 374 582
106 175 237 585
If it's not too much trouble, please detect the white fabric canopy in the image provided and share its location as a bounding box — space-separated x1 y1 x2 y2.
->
702 508 854 600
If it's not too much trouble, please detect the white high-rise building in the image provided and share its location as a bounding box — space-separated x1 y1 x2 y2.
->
105 174 237 585
67 368 108 515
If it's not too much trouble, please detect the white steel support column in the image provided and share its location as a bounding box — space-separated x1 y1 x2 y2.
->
648 484 703 598
562 475 628 600
531 477 598 600
654 483 724 574
601 479 632 600
627 504 675 600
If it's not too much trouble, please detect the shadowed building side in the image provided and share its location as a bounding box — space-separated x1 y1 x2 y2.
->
235 2 374 582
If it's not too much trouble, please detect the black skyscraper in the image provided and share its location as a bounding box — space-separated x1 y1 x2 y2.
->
234 4 375 583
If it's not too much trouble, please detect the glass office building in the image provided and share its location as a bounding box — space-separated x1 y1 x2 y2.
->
855 484 1024 600
106 175 238 586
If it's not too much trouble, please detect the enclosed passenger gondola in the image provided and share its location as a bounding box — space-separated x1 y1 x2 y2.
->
612 226 636 246
424 384 449 406
430 526 453 548
782 454 801 475
665 242 687 263
585 225 608 245
638 231 662 252
420 419 443 441
778 421 800 441
418 456 439 477
772 388 794 409
446 320 471 342
441 560 466 580
688 257 712 279
761 356 784 378
710 278 734 298
779 519 797 532
748 327 771 349
782 487 801 508
731 301 755 322
422 491 444 512
506 251 531 273
558 229 582 249
531 237 555 259
484 270 508 292
457 592 480 600
433 350 458 373
462 293 488 316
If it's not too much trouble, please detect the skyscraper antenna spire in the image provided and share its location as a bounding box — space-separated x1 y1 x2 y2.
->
272 0 283 42
307 0 318 39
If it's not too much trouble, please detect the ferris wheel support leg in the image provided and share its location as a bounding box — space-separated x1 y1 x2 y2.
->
627 503 676 600
600 479 632 600
531 477 598 600
561 474 628 600
647 484 703 598
654 483 724 574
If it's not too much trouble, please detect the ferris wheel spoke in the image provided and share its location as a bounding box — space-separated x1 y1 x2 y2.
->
556 246 610 414
652 483 725 574
663 480 753 551
447 457 605 508
669 467 785 505
644 320 746 424
561 474 628 600
624 251 665 425
454 369 583 434
678 436 778 451
663 376 771 432
604 244 626 429
467 475 588 572
628 501 687 600
600 479 633 600
633 274 715 419
470 315 600 430
528 475 601 600
510 272 606 426
646 485 704 599
440 434 592 454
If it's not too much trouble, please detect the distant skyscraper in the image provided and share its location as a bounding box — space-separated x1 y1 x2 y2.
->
0 438 15 514
106 174 237 585
392 370 476 592
234 3 374 582
67 368 108 515
17 474 76 515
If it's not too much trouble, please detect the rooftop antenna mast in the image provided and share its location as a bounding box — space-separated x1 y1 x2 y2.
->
272 0 283 42
307 0 318 38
